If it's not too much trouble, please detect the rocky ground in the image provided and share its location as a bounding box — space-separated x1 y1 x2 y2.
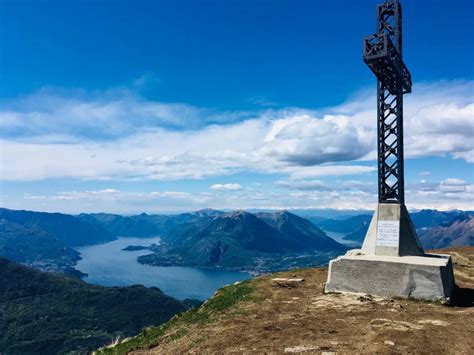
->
100 247 474 354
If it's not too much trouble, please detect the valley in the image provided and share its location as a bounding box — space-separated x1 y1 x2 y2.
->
1 207 473 279
0 206 473 354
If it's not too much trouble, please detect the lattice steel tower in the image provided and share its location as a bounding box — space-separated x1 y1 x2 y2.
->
363 0 411 205
326 1 455 301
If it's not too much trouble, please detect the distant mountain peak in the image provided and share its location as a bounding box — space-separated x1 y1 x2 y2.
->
222 210 250 218
255 210 303 222
192 208 225 217
196 208 221 213
137 208 345 271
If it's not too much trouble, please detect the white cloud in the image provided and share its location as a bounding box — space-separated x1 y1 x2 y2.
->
210 183 242 191
0 88 252 139
275 178 377 194
11 173 473 214
274 179 330 191
260 113 373 165
0 80 472 189
405 177 474 210
402 82 474 160
439 178 468 193
0 120 375 181
286 165 376 179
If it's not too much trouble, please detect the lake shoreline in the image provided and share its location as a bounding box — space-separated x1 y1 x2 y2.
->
73 236 251 300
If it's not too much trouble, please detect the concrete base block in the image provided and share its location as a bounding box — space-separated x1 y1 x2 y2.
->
325 252 455 302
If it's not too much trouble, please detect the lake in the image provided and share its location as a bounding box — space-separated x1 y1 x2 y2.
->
75 236 251 301
323 230 361 248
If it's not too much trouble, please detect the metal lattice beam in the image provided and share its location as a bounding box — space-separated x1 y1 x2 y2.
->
363 0 411 204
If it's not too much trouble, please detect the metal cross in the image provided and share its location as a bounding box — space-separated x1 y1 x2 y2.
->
363 0 412 205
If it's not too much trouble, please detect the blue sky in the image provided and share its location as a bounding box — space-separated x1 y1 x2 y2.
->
0 0 473 213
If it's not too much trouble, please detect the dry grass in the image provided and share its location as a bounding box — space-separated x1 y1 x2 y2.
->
102 247 474 354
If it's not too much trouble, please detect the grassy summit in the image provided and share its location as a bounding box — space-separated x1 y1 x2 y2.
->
97 280 260 354
100 247 474 354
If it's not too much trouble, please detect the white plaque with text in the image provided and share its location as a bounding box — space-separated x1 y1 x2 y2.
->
376 220 399 247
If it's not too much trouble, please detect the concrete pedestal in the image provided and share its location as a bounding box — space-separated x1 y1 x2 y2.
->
325 252 455 301
361 203 424 257
324 203 456 302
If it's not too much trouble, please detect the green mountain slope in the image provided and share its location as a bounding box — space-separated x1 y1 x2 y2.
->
138 211 345 272
411 209 468 229
78 212 163 237
78 209 225 238
419 215 474 249
256 211 342 250
0 258 191 354
0 219 81 276
0 208 115 246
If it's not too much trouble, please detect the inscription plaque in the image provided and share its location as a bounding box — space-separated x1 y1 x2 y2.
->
376 220 399 247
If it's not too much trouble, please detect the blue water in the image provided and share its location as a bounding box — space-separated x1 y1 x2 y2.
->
75 237 250 300
323 230 360 247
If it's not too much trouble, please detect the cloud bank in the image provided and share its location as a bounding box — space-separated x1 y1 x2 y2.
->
1 80 472 182
1 80 472 211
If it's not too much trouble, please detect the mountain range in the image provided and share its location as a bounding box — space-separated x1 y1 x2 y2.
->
0 206 473 354
0 219 82 276
77 208 225 238
0 207 345 274
418 214 474 249
314 209 474 248
0 208 115 246
0 208 116 275
138 210 345 273
1 207 473 277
